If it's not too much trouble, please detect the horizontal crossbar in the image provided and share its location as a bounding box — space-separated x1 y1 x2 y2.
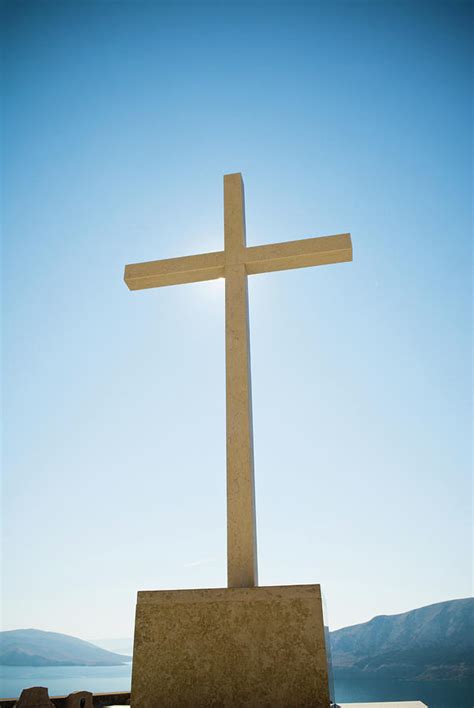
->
124 233 352 290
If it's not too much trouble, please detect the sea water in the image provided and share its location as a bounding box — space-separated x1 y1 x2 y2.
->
335 676 474 708
0 665 472 708
0 664 132 700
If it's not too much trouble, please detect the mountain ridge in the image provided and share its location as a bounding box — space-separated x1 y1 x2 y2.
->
0 628 131 667
330 597 473 681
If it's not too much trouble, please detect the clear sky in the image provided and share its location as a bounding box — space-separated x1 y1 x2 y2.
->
1 0 472 640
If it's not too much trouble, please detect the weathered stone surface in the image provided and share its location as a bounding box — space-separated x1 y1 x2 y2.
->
65 691 93 708
224 174 258 589
131 584 332 707
14 687 55 707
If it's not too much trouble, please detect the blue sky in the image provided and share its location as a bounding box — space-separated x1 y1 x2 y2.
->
2 0 472 639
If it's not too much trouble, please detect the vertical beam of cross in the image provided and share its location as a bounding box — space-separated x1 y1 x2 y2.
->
224 174 258 588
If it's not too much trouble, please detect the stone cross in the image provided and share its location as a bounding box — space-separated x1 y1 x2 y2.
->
124 173 352 589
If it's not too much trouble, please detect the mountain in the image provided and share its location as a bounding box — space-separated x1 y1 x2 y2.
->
91 637 134 656
330 597 473 681
0 629 131 666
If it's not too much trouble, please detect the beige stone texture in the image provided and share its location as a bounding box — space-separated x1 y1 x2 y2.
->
124 249 225 290
14 687 55 707
244 232 352 274
123 233 352 290
131 584 332 708
65 691 93 707
224 174 258 588
123 174 352 705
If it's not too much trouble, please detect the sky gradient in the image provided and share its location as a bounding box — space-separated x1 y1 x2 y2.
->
1 0 472 639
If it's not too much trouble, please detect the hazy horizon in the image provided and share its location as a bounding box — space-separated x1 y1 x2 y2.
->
2 0 472 638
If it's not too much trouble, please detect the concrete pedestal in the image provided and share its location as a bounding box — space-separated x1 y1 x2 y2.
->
131 584 332 707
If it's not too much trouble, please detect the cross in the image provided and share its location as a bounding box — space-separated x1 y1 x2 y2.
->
124 173 352 589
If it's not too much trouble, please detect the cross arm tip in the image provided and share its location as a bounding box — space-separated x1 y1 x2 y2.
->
347 232 353 260
123 266 134 291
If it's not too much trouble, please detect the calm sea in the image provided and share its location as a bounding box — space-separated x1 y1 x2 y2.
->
335 676 473 708
0 665 132 699
0 665 472 707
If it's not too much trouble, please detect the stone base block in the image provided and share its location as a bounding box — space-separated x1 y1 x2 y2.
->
131 584 333 707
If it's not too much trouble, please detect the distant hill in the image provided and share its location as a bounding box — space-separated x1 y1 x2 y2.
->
91 637 134 656
330 597 473 681
0 629 131 666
